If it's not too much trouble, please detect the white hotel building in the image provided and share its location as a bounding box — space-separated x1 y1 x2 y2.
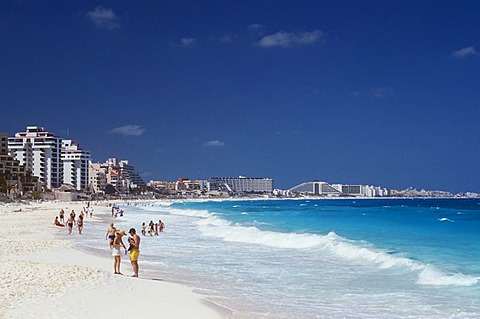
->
8 126 62 190
208 176 274 193
61 140 90 191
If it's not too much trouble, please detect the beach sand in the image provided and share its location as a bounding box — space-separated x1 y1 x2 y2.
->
0 200 227 319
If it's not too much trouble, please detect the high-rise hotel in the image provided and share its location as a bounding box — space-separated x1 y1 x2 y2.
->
61 139 91 191
8 126 63 190
8 126 90 191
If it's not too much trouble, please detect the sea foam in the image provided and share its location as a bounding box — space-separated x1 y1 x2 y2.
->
167 206 479 287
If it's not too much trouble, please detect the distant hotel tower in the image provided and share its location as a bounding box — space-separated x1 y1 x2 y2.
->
8 126 62 190
61 140 91 191
208 176 273 193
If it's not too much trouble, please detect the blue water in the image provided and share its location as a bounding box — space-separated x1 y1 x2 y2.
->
78 198 480 318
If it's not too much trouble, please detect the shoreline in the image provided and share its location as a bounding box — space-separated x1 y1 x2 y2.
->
0 200 228 318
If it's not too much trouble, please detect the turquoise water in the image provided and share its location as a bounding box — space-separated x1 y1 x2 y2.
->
79 198 480 318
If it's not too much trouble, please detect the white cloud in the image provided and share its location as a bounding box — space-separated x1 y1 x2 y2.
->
178 37 197 48
203 140 225 147
451 46 478 58
109 125 145 136
86 6 120 30
220 34 237 43
257 30 324 48
372 87 394 98
248 23 265 34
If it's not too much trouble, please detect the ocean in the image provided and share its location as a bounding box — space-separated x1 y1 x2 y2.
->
77 198 480 318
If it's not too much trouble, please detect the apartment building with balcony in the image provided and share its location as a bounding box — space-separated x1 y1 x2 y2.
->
88 158 144 194
208 176 274 193
88 161 107 194
8 126 62 190
61 140 91 191
1 132 40 194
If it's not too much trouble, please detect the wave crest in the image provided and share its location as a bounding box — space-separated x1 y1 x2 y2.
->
167 207 479 287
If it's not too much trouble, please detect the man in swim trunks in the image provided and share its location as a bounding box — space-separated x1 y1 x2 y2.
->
106 223 116 249
128 228 141 277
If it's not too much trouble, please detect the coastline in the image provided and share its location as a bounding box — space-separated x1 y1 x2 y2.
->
0 200 227 319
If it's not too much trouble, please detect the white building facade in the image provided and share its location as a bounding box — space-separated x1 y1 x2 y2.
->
8 126 62 190
119 160 146 188
61 140 90 191
208 176 274 193
289 181 389 197
88 162 107 193
88 158 144 194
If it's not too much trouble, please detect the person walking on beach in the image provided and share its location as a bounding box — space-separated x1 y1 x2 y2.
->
67 215 75 234
59 209 65 223
106 223 116 249
112 230 127 275
128 228 141 277
77 214 84 235
141 222 146 236
159 220 165 232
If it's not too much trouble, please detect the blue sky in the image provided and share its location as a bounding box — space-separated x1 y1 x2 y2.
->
1 0 479 192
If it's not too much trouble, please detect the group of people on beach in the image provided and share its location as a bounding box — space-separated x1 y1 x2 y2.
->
52 202 155 278
110 203 124 217
141 219 165 236
54 208 90 235
106 223 141 277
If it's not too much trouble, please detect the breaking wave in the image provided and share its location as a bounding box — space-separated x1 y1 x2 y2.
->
167 207 480 287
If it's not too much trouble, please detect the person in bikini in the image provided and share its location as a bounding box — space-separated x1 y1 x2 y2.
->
148 220 154 236
77 214 84 235
112 230 127 275
67 215 75 234
106 223 116 249
54 216 65 227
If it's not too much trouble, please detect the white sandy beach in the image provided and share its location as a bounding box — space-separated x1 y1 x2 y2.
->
0 200 226 319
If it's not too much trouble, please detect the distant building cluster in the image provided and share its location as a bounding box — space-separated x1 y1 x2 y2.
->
0 126 144 198
279 181 475 198
147 176 274 197
1 126 477 200
282 181 389 197
89 157 146 195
